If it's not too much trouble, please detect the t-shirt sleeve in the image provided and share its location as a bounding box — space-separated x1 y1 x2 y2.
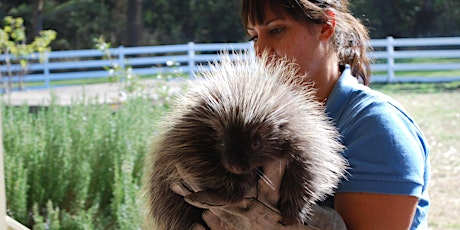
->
336 100 429 197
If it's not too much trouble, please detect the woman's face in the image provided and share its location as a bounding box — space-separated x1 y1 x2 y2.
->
246 7 327 81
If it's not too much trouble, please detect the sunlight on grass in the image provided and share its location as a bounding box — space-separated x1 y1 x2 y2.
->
381 87 460 230
371 81 460 93
3 80 459 229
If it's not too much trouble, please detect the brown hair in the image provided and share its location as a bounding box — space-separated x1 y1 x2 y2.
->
241 0 372 85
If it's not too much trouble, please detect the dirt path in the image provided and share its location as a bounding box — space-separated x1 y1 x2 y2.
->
2 80 184 106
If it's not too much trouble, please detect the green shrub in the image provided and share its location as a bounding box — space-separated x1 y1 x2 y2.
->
3 94 171 229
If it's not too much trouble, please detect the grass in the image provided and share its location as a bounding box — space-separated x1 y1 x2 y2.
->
373 82 460 230
2 79 460 229
371 81 460 93
395 58 460 64
372 70 460 79
372 57 460 64
371 57 460 80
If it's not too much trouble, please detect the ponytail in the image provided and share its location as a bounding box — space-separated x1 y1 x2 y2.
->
332 1 372 85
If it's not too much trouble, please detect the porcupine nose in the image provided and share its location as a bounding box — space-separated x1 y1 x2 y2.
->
225 164 246 174
222 155 249 175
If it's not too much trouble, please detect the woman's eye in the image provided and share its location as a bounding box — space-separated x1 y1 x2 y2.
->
270 28 283 35
247 27 282 42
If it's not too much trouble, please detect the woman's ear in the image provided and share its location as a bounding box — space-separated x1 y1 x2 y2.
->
319 9 336 41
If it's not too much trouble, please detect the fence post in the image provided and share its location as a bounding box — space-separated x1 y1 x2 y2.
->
188 42 195 77
43 52 50 88
386 36 395 83
118 46 125 69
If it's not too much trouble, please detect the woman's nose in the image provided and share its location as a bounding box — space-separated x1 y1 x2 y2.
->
254 39 275 58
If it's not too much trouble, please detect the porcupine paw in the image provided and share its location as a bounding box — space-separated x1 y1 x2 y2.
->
278 201 303 226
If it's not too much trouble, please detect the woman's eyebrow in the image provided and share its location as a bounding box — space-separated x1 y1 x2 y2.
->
246 17 284 31
264 18 283 26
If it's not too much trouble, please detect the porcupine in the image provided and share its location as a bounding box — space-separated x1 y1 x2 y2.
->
142 52 348 229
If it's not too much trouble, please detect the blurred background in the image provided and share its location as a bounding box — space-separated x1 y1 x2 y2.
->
1 0 460 50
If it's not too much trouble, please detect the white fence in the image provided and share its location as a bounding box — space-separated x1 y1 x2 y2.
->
369 36 460 82
1 36 460 91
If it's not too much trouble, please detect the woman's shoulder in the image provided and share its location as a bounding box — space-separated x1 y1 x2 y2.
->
326 71 429 155
326 72 412 130
328 73 429 194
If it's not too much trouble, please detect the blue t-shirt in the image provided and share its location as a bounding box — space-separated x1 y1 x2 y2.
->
325 66 430 229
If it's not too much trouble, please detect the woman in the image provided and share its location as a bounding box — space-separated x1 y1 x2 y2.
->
182 0 430 229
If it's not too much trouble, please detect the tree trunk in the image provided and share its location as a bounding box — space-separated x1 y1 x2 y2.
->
414 0 435 37
126 0 143 47
32 0 44 38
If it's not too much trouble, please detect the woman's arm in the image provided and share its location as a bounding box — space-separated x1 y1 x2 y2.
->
335 192 418 230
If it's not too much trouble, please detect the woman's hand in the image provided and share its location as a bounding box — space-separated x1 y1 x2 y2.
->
185 191 311 230
184 191 346 230
171 160 347 230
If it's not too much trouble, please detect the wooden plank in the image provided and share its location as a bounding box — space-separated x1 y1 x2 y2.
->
1 102 6 230
6 216 29 230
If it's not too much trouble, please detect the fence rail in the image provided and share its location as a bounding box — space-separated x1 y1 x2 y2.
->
369 36 460 83
1 36 460 91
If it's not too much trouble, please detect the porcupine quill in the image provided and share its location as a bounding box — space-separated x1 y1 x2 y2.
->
141 51 348 229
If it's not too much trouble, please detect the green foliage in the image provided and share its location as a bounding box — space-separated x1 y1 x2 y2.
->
0 16 56 64
144 0 244 44
32 201 61 230
0 16 56 92
2 94 172 228
349 0 460 38
94 36 143 94
2 0 460 49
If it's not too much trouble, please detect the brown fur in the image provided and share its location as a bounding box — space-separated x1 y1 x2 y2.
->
142 52 348 229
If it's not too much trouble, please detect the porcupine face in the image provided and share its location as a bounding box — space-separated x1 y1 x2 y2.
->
222 125 290 201
188 108 294 203
215 115 292 175
177 74 299 203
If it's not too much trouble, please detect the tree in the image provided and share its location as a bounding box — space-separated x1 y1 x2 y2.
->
43 0 115 49
32 0 44 37
431 0 460 37
1 0 460 50
143 0 192 45
189 0 244 43
349 0 460 38
126 0 143 47
0 16 56 93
